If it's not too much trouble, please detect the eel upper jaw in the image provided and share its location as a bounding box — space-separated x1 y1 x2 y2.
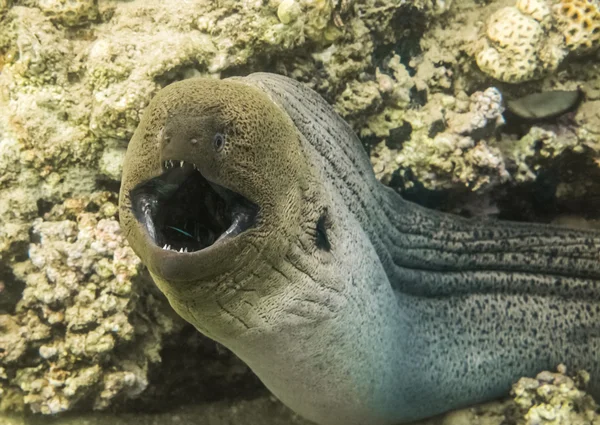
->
129 159 259 258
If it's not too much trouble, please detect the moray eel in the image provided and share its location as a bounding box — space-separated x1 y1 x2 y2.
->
119 73 600 425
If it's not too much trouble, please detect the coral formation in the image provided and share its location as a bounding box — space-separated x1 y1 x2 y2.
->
553 0 600 54
371 87 509 191
511 365 597 424
475 5 568 83
362 0 600 209
517 0 552 25
416 365 599 425
0 0 9 16
0 192 184 414
475 0 600 83
37 0 99 27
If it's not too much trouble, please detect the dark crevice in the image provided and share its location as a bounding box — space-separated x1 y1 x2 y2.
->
120 325 264 413
386 121 413 150
0 265 25 314
372 7 427 75
96 177 121 194
316 213 331 251
36 199 54 217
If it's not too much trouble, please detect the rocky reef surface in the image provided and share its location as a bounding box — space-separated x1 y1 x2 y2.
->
1 0 599 423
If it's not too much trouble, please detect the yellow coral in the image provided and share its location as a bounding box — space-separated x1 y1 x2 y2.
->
553 0 600 53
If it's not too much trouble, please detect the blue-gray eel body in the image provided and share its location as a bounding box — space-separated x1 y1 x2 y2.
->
119 73 600 425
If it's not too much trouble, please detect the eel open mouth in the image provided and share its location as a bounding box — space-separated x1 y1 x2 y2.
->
130 160 258 253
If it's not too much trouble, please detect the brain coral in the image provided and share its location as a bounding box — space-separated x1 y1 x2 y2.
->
475 6 560 83
553 0 600 53
476 0 600 83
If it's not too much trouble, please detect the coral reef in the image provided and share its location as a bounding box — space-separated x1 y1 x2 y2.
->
0 0 452 415
512 365 597 424
0 0 600 421
371 87 509 190
358 0 600 215
0 192 185 413
0 395 312 425
1 366 595 425
416 365 599 425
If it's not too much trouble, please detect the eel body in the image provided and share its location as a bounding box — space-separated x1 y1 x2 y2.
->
119 73 600 425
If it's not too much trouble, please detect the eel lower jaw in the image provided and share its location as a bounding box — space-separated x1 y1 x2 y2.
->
129 159 259 256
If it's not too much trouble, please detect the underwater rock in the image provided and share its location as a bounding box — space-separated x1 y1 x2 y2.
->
2 369 594 425
276 0 302 24
0 0 10 15
368 0 600 197
511 365 598 425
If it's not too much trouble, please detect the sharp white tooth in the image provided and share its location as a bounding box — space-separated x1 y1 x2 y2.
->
184 248 188 252
169 160 173 168
180 160 184 167
179 248 184 252
163 244 168 249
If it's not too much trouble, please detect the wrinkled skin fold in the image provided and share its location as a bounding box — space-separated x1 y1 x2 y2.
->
119 73 600 425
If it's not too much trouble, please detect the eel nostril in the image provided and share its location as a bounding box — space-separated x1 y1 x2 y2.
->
190 138 198 145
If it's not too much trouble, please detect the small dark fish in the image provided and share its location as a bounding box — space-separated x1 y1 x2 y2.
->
506 89 583 120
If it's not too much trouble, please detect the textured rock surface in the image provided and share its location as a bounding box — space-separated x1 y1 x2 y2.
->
1 0 600 422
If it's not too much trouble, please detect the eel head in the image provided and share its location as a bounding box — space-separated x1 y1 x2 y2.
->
119 78 313 287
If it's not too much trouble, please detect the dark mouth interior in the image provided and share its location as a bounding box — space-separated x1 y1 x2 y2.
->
130 161 258 253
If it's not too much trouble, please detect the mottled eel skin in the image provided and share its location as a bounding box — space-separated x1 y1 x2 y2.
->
119 73 600 425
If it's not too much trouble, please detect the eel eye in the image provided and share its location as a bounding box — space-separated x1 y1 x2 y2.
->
214 133 225 152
